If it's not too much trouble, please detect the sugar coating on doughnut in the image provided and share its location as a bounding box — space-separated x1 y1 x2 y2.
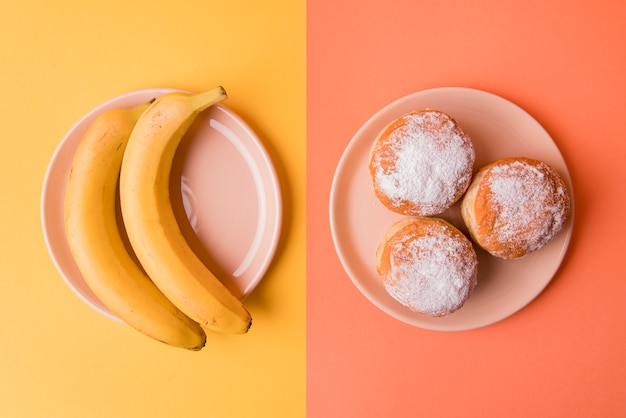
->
378 219 478 317
470 158 570 258
369 110 475 216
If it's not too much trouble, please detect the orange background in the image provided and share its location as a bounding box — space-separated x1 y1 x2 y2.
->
307 1 626 417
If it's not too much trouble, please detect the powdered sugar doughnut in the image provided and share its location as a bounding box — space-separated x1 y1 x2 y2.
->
376 218 478 317
369 109 475 216
460 157 571 259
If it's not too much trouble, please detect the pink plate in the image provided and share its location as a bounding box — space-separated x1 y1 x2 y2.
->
41 88 282 322
330 87 574 331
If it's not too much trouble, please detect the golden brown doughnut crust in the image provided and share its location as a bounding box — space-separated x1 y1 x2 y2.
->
376 218 478 317
369 110 475 216
460 157 571 259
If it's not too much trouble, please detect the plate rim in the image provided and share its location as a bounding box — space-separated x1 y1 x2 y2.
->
329 86 575 331
41 88 283 320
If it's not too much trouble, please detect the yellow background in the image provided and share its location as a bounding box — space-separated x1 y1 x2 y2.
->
0 1 305 417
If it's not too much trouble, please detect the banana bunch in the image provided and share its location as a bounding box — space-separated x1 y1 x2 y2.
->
64 86 252 351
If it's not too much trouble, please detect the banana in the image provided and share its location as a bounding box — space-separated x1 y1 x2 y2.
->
64 102 207 350
119 86 252 334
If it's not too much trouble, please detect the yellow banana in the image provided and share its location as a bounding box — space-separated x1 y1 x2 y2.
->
119 86 252 334
64 102 207 350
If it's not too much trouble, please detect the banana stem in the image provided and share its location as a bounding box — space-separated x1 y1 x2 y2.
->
188 86 228 111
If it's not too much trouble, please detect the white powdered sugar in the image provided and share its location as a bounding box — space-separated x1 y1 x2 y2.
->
372 111 474 215
384 226 477 316
486 160 568 253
